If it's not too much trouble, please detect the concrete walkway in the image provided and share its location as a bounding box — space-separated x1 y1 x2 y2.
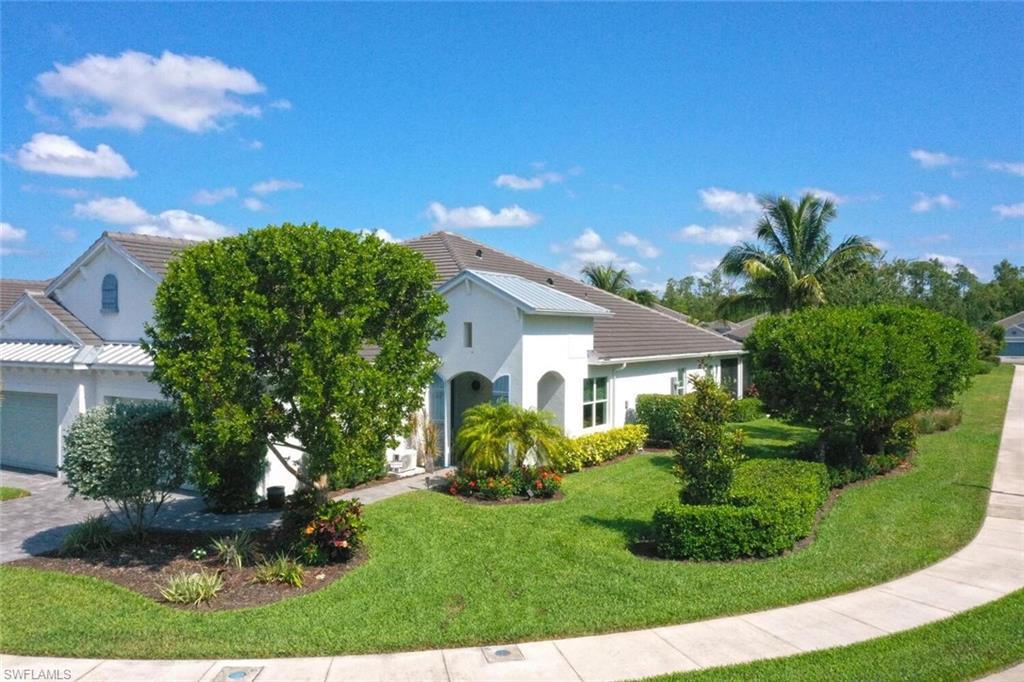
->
2 367 1022 681
332 468 454 504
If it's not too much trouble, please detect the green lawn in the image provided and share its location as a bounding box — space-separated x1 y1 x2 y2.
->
652 589 1024 682
0 366 1012 659
0 487 30 501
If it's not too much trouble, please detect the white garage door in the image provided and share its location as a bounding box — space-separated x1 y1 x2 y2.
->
0 391 59 473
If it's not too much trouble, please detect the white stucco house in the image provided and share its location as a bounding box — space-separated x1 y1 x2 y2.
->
0 230 744 494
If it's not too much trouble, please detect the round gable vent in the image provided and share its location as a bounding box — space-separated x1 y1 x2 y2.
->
475 249 483 258
546 277 554 285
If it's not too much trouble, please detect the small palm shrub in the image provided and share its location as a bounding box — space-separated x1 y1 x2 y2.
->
60 516 115 556
210 530 256 568
296 499 366 565
158 570 224 605
674 376 746 505
253 552 304 587
455 403 566 475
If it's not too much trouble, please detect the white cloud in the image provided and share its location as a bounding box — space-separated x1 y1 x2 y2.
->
20 184 89 199
426 202 540 229
242 197 267 211
359 228 397 243
985 161 1024 177
0 222 27 243
269 99 292 110
616 231 661 258
192 186 237 205
674 223 749 245
250 178 302 195
911 193 958 213
73 196 229 240
36 50 266 132
9 133 135 178
910 149 961 169
993 202 1024 219
494 171 564 191
870 238 890 251
56 228 78 242
73 196 151 224
925 253 974 274
699 187 761 214
690 257 721 277
554 228 647 276
799 187 849 205
246 139 264 150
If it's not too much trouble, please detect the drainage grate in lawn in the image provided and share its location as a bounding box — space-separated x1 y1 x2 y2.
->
214 667 264 681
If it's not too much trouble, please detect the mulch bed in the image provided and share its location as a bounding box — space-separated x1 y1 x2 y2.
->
9 529 365 611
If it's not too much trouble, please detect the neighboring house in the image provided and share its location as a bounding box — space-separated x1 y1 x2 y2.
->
703 314 764 343
996 311 1024 357
0 230 745 493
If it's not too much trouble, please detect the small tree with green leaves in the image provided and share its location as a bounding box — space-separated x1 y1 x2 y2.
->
144 224 447 505
455 403 565 476
62 402 190 537
673 376 746 504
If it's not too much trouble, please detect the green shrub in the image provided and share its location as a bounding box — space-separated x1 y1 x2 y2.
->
674 377 745 505
560 425 648 472
158 570 224 605
446 466 566 500
976 324 1005 363
971 359 999 375
827 453 903 488
727 397 764 422
61 403 190 536
295 499 366 565
253 552 304 587
190 440 267 513
60 516 116 556
884 418 918 458
746 306 975 457
651 459 829 560
635 394 688 445
210 530 256 568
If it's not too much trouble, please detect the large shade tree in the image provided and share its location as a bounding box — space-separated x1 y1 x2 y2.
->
145 224 447 504
718 193 880 315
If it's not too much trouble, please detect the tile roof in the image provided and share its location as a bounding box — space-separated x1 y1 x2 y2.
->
27 292 104 346
449 270 612 317
404 231 743 360
996 310 1024 330
1 279 50 313
105 231 195 277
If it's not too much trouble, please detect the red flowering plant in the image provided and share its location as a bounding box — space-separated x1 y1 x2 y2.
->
445 469 516 500
512 466 563 498
295 498 366 565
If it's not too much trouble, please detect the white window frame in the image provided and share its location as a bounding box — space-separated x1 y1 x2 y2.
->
463 322 473 348
583 376 608 428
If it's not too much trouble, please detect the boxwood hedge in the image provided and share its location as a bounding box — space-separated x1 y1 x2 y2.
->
560 424 648 472
651 458 829 561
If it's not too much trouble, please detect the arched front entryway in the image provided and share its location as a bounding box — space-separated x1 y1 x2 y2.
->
449 372 493 465
537 371 566 429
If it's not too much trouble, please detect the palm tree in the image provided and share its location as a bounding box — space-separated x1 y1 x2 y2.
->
581 263 633 296
581 263 657 307
718 193 880 315
455 403 565 475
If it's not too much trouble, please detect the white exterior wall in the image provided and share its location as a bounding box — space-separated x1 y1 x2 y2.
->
520 315 592 436
1 304 72 342
49 245 157 343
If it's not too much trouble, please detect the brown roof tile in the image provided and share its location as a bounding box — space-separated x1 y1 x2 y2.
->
105 231 194 277
1 279 50 313
404 232 742 360
27 292 103 345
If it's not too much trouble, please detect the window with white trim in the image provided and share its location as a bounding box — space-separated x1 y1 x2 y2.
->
101 274 118 313
583 377 608 427
463 322 473 348
491 375 510 405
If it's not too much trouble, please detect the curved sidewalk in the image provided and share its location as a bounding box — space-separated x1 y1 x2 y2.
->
3 367 1022 682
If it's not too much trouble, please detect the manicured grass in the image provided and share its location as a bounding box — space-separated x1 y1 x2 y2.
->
651 589 1024 682
0 366 1012 659
0 487 30 501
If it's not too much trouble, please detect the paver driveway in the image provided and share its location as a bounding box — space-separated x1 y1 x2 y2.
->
0 468 281 563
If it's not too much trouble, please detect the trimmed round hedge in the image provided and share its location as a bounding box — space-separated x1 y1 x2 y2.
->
651 458 829 561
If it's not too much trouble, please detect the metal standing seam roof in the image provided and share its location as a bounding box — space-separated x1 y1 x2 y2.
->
94 344 154 367
448 270 612 317
404 231 744 361
0 342 80 365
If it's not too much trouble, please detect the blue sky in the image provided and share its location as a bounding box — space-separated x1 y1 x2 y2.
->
2 2 1022 286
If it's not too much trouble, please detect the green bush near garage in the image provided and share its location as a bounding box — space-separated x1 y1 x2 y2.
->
635 394 688 445
652 458 829 561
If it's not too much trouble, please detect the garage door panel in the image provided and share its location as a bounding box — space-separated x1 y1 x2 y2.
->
0 391 59 473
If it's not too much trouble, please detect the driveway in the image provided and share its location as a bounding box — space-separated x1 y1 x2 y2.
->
0 468 281 563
